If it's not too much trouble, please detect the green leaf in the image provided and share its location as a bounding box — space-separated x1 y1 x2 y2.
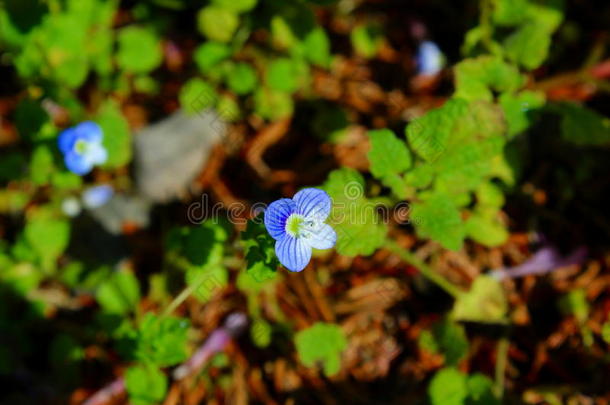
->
454 56 523 102
251 318 272 348
197 6 239 43
303 26 331 68
295 322 347 376
217 95 242 122
492 0 530 26
266 58 308 93
428 367 468 405
211 0 257 13
96 270 140 315
451 276 508 323
558 289 588 324
351 24 383 59
125 364 168 405
182 221 228 268
405 98 470 162
504 23 552 70
226 62 258 95
194 42 232 73
499 90 545 138
51 171 83 190
186 265 228 302
557 103 610 146
179 78 218 115
128 313 190 366
30 144 56 186
411 193 465 251
431 318 469 367
367 129 412 198
269 3 315 50
433 136 506 195
97 101 132 168
465 214 509 247
367 129 412 179
15 98 49 141
254 87 294 120
241 215 279 282
322 168 386 257
466 374 500 405
24 211 69 271
475 182 505 209
116 27 162 74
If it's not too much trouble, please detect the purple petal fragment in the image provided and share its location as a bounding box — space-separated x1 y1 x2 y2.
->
490 246 588 280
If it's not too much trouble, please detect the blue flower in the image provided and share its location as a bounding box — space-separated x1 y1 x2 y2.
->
82 184 114 209
264 188 337 272
416 40 444 76
58 121 108 175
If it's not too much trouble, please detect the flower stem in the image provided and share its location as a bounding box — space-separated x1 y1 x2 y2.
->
494 337 509 399
385 239 463 299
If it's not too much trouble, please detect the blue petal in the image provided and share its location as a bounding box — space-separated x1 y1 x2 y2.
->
275 235 312 272
84 141 108 166
82 185 114 208
303 223 336 250
417 41 443 76
264 198 296 240
58 127 79 154
293 188 331 222
75 121 103 143
64 151 93 175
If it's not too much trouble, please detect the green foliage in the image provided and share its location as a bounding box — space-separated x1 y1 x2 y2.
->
367 129 412 198
227 63 258 95
251 317 272 348
266 58 308 93
411 193 465 251
241 215 279 282
499 90 545 137
322 168 386 256
555 103 610 146
30 145 56 186
351 24 383 58
295 322 347 376
558 289 589 324
211 0 258 13
194 42 232 73
197 6 239 43
24 210 70 271
179 78 218 115
96 270 141 315
452 276 508 323
454 57 523 102
97 101 132 168
429 368 499 405
254 87 294 120
431 318 469 366
123 313 190 366
116 27 162 74
428 367 469 405
125 364 168 405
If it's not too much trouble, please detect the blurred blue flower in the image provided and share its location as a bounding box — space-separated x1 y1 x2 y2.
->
82 184 114 209
58 121 107 175
264 188 336 272
416 40 444 76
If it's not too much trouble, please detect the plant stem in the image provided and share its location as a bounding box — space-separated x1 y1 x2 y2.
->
494 337 509 399
385 239 463 299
